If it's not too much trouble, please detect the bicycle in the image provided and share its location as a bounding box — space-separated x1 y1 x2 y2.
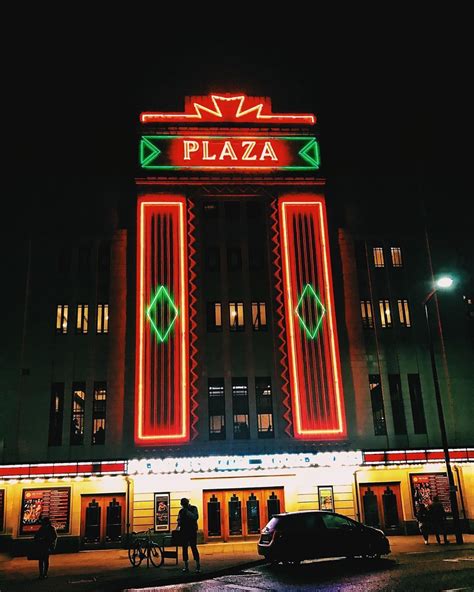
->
128 528 163 567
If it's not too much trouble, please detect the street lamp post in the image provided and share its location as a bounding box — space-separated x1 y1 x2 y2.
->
423 276 463 544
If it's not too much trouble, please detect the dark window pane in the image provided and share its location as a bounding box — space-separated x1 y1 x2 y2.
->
388 374 407 435
369 374 387 435
48 382 64 446
227 247 242 271
408 374 427 434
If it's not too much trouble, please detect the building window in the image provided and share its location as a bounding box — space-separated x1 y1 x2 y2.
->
391 247 403 267
379 299 392 328
360 300 374 328
96 304 109 334
57 247 71 274
208 378 225 440
206 247 220 272
92 382 107 445
256 377 274 439
207 302 222 332
229 302 245 331
373 247 385 267
70 383 86 445
227 247 242 271
56 304 69 334
76 304 89 334
232 378 249 439
48 383 64 446
98 242 110 273
78 246 91 273
252 302 267 331
398 299 411 327
408 374 427 434
388 374 407 435
369 374 387 435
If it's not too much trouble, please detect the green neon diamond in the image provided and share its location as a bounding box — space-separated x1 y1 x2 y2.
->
146 285 178 343
295 284 326 339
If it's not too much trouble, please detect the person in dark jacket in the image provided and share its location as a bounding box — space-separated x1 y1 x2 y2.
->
428 496 449 544
34 517 57 578
177 497 200 573
415 502 430 544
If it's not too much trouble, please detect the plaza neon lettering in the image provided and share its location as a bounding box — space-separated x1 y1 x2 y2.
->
182 139 279 162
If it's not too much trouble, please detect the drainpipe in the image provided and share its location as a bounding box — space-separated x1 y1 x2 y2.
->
125 476 131 544
353 468 362 523
453 465 467 525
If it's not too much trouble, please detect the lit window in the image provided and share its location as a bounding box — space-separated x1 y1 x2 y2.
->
56 304 68 334
252 302 267 331
229 302 245 331
397 299 411 327
209 415 225 439
379 299 392 328
391 247 403 267
92 382 106 445
373 247 385 268
70 383 86 445
207 302 222 331
96 304 109 334
76 304 89 334
360 300 374 328
258 413 273 433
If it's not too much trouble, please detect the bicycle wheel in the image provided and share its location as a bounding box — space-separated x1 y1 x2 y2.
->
149 542 164 567
128 540 145 567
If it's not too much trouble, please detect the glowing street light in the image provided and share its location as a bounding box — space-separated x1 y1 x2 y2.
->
423 275 463 544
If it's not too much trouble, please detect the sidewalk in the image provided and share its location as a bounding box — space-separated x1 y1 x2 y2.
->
0 535 473 592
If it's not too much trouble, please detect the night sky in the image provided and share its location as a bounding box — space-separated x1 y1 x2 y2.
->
6 22 472 233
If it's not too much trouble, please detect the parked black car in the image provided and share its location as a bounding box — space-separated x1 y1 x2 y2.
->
258 510 390 564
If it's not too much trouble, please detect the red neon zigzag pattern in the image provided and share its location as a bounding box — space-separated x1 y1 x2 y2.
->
187 200 199 440
271 200 293 437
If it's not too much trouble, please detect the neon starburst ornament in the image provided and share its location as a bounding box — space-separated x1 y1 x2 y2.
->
295 284 326 339
146 285 178 343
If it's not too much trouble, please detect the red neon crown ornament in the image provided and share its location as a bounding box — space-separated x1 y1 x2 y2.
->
140 93 315 125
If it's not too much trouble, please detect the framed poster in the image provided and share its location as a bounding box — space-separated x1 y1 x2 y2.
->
410 473 452 514
318 486 334 512
154 493 170 532
0 489 4 530
20 488 71 535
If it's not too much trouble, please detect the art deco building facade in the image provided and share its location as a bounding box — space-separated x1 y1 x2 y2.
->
0 94 472 553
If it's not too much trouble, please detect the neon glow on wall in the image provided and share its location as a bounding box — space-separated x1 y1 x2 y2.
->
279 195 346 439
135 196 189 444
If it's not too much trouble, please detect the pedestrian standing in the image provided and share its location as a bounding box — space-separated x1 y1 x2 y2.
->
34 517 57 579
415 502 430 544
177 497 200 573
429 496 449 545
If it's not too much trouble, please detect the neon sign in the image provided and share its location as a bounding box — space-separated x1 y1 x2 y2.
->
135 196 189 445
140 94 315 125
279 195 346 440
140 136 319 171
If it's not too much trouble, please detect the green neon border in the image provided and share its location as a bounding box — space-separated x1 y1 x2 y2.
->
139 135 320 170
295 283 326 339
146 285 179 343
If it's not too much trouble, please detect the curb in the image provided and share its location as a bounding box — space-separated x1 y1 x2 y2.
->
116 558 266 591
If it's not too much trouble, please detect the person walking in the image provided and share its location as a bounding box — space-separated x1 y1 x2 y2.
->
177 497 200 573
429 496 449 545
415 502 430 544
34 517 57 579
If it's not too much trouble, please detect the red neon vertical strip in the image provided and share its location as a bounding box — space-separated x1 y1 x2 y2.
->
135 195 189 444
279 195 346 439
